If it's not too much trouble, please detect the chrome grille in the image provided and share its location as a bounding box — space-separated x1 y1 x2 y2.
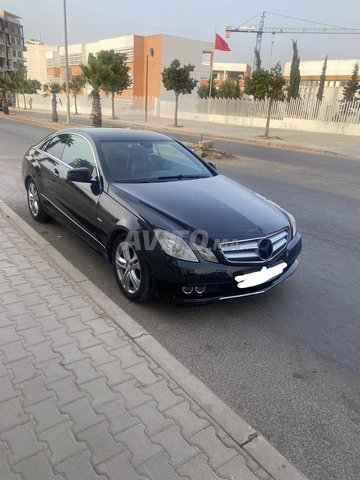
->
220 229 288 263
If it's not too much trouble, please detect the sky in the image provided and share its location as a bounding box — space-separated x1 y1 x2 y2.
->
2 0 360 68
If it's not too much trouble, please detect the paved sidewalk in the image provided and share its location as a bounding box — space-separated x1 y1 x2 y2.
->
6 107 360 160
0 201 307 480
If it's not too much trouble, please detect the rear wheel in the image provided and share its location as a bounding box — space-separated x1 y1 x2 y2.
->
26 179 49 222
112 237 155 302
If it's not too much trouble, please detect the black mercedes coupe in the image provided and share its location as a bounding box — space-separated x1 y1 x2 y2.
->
22 128 301 304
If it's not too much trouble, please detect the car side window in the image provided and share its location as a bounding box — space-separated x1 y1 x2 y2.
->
43 134 68 159
61 135 96 170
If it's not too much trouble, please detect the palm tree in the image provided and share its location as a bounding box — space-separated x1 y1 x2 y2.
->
80 58 112 127
43 82 63 122
64 75 86 115
0 75 12 115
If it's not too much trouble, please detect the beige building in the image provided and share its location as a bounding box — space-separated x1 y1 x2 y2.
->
25 34 213 99
284 58 360 101
0 10 25 72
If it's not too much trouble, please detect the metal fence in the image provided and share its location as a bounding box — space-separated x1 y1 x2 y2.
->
161 96 360 124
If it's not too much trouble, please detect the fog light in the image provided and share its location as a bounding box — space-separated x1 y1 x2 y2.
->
182 286 193 295
195 285 206 294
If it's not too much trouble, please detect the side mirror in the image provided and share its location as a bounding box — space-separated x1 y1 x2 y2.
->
67 167 92 183
208 161 217 171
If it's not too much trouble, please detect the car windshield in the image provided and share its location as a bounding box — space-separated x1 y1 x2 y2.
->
98 140 214 183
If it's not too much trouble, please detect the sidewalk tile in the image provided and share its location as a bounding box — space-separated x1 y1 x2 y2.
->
152 425 200 468
98 451 148 480
125 362 161 387
96 398 139 435
132 400 174 437
77 421 126 465
115 424 162 466
0 449 22 480
164 402 209 438
64 358 102 385
79 377 118 408
95 360 132 387
8 357 37 384
12 452 63 480
37 358 71 384
26 397 67 433
0 340 29 364
1 421 46 464
47 376 85 407
39 421 85 464
55 451 107 480
137 452 188 480
177 454 223 480
143 380 184 411
17 374 53 406
0 398 30 432
60 397 105 433
0 375 20 402
217 454 261 480
188 426 238 469
113 379 152 410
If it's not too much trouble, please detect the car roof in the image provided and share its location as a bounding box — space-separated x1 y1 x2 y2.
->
57 128 172 142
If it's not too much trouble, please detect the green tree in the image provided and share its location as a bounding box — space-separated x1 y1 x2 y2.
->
316 55 328 102
342 62 359 102
162 59 197 126
95 50 131 119
43 82 63 122
0 74 12 115
217 79 242 99
197 77 217 99
234 78 242 99
25 79 42 94
287 40 301 101
80 57 113 127
254 49 262 70
244 62 286 138
9 67 27 109
64 75 86 115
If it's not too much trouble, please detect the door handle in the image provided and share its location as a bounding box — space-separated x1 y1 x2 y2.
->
53 168 60 177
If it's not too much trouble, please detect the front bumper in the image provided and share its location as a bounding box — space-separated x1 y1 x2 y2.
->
147 232 302 304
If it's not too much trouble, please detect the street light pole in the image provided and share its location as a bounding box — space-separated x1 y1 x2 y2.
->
145 48 154 123
63 0 71 124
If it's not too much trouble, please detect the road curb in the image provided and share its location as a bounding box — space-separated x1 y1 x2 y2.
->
5 109 348 159
0 201 308 480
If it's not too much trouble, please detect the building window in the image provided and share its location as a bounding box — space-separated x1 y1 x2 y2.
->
13 49 17 57
13 61 17 69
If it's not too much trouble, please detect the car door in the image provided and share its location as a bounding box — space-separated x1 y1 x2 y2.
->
51 133 103 250
34 133 69 214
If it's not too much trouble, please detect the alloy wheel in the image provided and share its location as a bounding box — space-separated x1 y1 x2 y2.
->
115 241 141 294
28 182 40 217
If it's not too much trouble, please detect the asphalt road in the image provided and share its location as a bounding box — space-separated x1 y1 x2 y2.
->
1 116 360 480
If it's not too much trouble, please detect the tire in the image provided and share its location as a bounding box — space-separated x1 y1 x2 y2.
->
112 237 155 302
26 179 49 222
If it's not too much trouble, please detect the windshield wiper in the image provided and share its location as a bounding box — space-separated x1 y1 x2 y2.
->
156 174 209 181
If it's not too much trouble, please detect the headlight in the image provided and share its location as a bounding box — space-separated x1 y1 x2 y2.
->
192 242 218 263
287 213 297 238
154 229 199 262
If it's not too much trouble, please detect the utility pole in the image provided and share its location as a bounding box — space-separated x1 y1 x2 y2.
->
63 0 71 124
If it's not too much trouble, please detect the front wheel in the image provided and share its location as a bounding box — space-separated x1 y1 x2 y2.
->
112 237 155 302
26 179 49 222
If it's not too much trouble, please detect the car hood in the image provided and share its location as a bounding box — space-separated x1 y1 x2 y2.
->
109 175 289 240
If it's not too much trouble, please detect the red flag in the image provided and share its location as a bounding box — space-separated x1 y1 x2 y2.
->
215 34 231 51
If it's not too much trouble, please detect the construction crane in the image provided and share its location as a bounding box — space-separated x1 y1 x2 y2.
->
225 11 360 70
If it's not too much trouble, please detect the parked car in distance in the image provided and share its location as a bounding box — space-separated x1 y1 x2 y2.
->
22 128 302 304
